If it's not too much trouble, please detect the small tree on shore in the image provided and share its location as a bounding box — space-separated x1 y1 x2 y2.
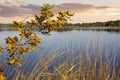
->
0 4 74 79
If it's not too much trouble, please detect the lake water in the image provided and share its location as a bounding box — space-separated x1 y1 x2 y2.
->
0 29 120 79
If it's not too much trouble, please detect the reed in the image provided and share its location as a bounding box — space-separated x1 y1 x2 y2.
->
3 42 119 80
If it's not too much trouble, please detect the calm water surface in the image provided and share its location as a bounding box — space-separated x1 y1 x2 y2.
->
0 29 120 79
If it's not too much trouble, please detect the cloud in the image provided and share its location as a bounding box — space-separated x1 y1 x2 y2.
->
55 3 120 16
16 0 23 5
0 4 41 17
55 3 111 13
0 3 119 18
0 0 24 6
16 0 23 3
0 0 14 6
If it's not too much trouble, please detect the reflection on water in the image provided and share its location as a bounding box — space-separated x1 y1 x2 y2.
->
55 28 120 33
0 29 120 79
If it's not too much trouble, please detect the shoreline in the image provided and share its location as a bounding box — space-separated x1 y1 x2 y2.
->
0 26 120 31
55 26 120 30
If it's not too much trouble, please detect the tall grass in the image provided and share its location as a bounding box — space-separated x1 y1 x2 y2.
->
2 38 120 80
3 46 119 80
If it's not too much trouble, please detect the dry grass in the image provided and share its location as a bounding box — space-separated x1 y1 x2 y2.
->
2 39 120 80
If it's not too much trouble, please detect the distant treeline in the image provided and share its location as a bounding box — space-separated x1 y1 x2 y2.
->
0 23 12 29
64 20 120 27
0 20 120 29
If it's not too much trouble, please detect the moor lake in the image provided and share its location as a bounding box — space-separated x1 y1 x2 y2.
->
0 29 120 79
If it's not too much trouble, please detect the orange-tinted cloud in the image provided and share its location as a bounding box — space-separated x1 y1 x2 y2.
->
16 0 23 5
16 0 23 3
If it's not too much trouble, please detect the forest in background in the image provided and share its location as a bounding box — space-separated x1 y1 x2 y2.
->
65 20 120 27
0 20 120 29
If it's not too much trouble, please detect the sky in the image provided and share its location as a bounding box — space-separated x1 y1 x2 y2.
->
0 0 120 23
